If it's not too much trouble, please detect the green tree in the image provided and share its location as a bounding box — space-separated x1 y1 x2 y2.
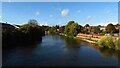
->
28 19 38 26
64 21 80 37
77 25 83 33
92 26 100 34
50 26 57 34
3 19 44 47
64 21 74 34
84 24 90 27
106 23 116 34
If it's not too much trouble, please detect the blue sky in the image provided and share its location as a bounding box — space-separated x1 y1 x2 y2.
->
2 2 118 26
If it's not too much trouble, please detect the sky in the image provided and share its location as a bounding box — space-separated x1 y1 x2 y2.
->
1 0 120 2
1 2 118 26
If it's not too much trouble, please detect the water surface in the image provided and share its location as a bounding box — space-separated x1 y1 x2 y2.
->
3 35 120 66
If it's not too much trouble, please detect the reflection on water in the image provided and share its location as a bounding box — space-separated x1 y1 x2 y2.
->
99 48 115 57
98 47 120 65
65 37 80 49
3 35 120 66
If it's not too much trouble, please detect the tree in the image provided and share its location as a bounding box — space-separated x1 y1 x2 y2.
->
64 21 80 37
84 24 90 27
3 19 44 47
50 26 57 34
95 26 100 34
59 26 65 33
98 25 102 27
69 28 77 37
28 19 38 26
55 25 59 29
80 26 85 33
64 21 75 34
84 24 90 34
106 23 116 34
77 25 83 33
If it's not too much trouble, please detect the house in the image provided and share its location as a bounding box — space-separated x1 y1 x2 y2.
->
13 24 20 29
0 22 15 32
99 26 106 31
115 25 120 36
115 25 120 30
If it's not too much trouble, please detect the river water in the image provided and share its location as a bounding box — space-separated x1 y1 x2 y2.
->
3 35 120 66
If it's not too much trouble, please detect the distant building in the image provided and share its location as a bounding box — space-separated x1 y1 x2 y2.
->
13 24 20 29
115 25 120 36
0 22 15 32
57 29 59 32
84 26 90 29
115 26 120 30
99 26 106 31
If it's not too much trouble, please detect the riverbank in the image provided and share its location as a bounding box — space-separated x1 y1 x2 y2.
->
59 33 120 50
59 33 98 44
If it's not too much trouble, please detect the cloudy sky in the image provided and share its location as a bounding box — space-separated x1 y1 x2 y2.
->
2 2 118 26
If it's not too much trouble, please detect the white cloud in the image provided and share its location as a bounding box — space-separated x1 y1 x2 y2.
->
0 16 2 21
87 16 91 18
49 15 53 18
38 22 48 26
97 22 118 26
61 9 69 17
35 11 40 16
9 0 11 2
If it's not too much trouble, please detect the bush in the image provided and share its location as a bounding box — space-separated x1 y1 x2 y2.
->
114 38 120 50
98 36 115 48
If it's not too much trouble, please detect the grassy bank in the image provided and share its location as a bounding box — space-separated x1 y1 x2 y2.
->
59 33 120 51
75 37 98 44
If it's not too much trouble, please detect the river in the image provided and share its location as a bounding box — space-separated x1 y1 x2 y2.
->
3 35 120 66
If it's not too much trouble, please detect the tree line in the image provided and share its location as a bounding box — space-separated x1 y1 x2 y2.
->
46 21 119 37
2 20 120 48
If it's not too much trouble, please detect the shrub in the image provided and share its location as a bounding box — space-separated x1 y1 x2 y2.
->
98 38 105 47
114 38 120 50
98 36 115 48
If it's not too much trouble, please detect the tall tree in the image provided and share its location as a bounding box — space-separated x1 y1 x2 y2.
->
106 23 116 34
84 24 90 27
64 21 80 37
28 19 38 26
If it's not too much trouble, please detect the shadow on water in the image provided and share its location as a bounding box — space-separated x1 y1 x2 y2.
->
3 37 42 50
2 37 43 66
